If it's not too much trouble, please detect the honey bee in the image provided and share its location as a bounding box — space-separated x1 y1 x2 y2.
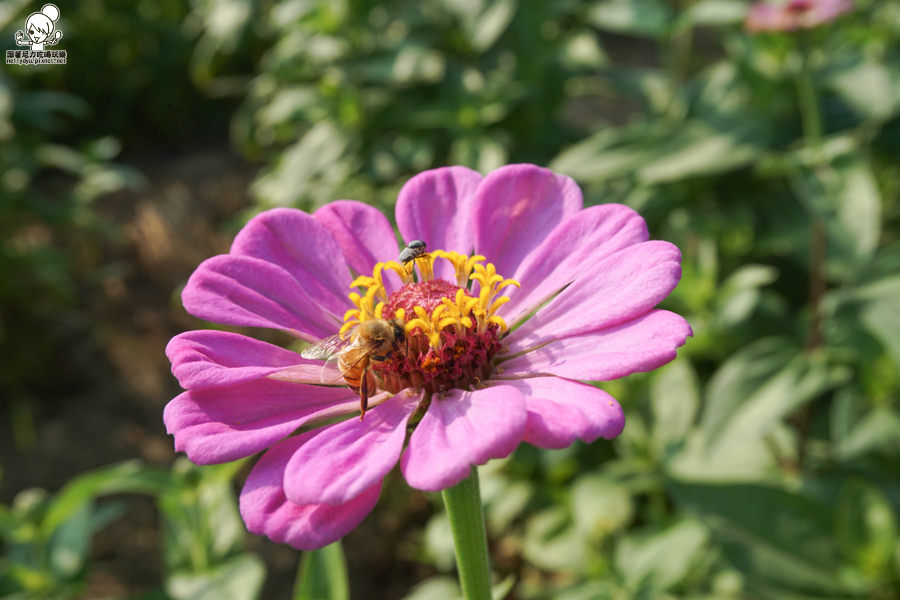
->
399 239 427 264
301 318 406 419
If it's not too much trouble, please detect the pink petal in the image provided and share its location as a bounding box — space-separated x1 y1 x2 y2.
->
506 240 682 346
395 167 483 280
230 208 352 316
401 386 526 492
163 379 358 465
182 254 342 341
490 377 624 449
503 203 649 321
166 330 311 390
498 310 691 381
315 201 400 277
283 393 417 505
746 3 785 31
240 434 381 550
472 164 582 277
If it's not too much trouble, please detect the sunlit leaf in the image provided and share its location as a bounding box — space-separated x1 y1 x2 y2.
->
523 507 585 572
637 118 770 184
651 357 700 457
424 513 457 572
400 576 461 600
166 553 265 600
828 58 900 123
676 0 747 30
469 0 517 52
833 407 900 460
701 338 846 454
571 475 633 540
615 519 708 592
588 0 672 38
715 264 778 327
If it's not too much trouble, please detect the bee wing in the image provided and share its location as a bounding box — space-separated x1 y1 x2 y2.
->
300 328 356 361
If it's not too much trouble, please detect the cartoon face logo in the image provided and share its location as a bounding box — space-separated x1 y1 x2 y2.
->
14 4 63 52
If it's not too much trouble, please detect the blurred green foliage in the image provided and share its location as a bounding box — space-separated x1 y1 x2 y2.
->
2 0 900 598
0 460 264 599
226 0 604 207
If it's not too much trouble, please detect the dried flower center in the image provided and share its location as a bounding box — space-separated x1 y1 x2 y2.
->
786 0 813 13
340 250 519 396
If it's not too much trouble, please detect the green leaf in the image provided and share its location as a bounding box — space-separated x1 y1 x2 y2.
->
714 264 778 328
669 483 862 596
48 500 93 578
676 0 747 30
828 58 900 123
553 582 617 600
491 576 515 600
449 136 508 174
833 407 900 460
166 553 265 600
424 513 457 572
571 475 633 540
159 461 247 571
701 338 845 454
615 519 708 592
522 507 585 572
588 0 672 38
665 428 777 482
484 480 533 534
251 121 353 207
42 461 172 537
827 157 882 275
0 0 32 29
549 125 654 183
637 117 770 184
469 0 517 52
294 542 350 600
834 479 898 580
559 30 608 70
254 85 321 132
858 280 900 372
356 45 446 85
651 357 700 456
400 576 461 600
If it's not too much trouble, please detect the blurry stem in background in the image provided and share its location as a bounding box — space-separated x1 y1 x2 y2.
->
664 3 695 121
795 41 822 147
9 398 37 450
442 467 492 600
790 37 828 467
794 38 826 352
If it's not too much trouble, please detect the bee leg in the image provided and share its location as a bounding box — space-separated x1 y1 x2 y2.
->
359 372 369 420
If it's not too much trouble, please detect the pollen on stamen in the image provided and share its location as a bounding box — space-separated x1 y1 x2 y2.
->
341 250 519 396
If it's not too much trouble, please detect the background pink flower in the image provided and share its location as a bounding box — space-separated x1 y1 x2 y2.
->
746 0 853 32
164 164 691 550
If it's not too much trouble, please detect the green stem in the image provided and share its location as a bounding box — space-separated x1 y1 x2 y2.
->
664 18 694 121
793 40 827 352
795 44 822 148
441 467 492 600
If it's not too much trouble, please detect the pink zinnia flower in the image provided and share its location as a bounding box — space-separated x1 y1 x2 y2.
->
164 164 691 550
746 0 853 32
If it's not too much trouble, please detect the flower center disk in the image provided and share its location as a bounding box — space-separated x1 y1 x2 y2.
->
340 250 520 397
